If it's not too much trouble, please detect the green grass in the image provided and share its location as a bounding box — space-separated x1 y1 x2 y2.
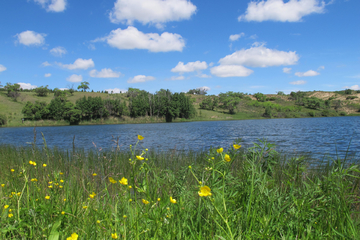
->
1 136 360 239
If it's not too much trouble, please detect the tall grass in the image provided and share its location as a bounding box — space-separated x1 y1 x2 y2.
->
1 136 360 239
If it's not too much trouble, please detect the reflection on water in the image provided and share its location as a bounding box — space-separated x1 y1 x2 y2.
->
0 116 359 160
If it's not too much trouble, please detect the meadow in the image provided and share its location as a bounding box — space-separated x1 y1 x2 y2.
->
1 134 360 239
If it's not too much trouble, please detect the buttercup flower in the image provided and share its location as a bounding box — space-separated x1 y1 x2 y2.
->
8 213 13 218
61 211 65 215
157 198 161 201
1 184 4 187
83 206 88 209
119 177 128 185
48 185 53 188
233 144 241 150
109 177 117 184
89 192 96 199
97 220 100 224
142 199 150 204
11 169 14 172
45 196 50 200
43 164 47 167
123 215 127 218
31 178 38 182
128 185 132 189
60 172 64 175
17 192 21 196
217 148 223 154
198 186 212 197
63 198 66 202
224 154 231 162
29 161 34 165
60 180 64 183
138 135 144 140
59 186 63 188
92 173 97 176
111 233 118 239
170 197 177 204
66 233 78 240
4 205 9 209
136 155 144 161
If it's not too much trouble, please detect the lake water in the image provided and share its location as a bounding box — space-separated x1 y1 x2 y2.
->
0 116 359 160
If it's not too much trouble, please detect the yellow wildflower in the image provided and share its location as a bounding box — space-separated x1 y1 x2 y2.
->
97 220 100 224
66 233 78 240
89 192 96 199
9 209 12 212
48 181 53 184
31 178 38 182
4 205 9 209
111 233 118 239
45 196 50 200
60 180 64 183
109 177 117 184
11 169 15 172
136 155 144 161
33 162 37 166
55 183 59 186
83 206 88 209
198 186 212 197
123 215 127 218
8 213 13 218
129 199 132 202
1 184 4 187
145 148 148 151
157 198 161 201
233 144 241 150
142 199 150 204
170 197 177 204
224 154 231 162
61 211 65 215
60 172 64 175
29 161 34 165
48 185 53 189
59 185 63 188
217 148 223 154
92 173 97 176
42 164 47 167
138 135 144 140
119 177 128 185
188 166 192 169
17 192 21 197
64 199 66 202
128 185 132 189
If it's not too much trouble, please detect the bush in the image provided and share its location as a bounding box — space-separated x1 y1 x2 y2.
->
339 111 347 116
0 114 7 125
346 96 358 100
344 89 352 94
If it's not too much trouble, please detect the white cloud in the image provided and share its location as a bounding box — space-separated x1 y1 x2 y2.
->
197 74 212 78
66 74 83 82
89 68 121 78
50 46 67 57
290 80 307 85
295 70 320 77
171 61 207 73
17 82 37 89
44 73 51 77
283 67 292 73
58 58 95 70
238 0 326 22
210 65 253 77
127 75 155 83
169 76 185 80
95 26 185 52
198 86 210 92
109 0 196 28
318 65 325 70
105 88 128 93
249 34 258 39
59 88 68 90
344 85 360 90
0 64 6 72
41 61 51 67
229 33 245 41
34 0 67 12
219 45 299 67
15 30 46 46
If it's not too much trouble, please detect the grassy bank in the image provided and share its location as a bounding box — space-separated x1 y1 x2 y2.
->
1 136 360 239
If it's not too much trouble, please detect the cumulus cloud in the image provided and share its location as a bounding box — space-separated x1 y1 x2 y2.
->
290 80 307 85
283 67 292 73
197 74 211 78
44 73 51 77
18 82 37 89
33 0 67 12
219 45 299 67
295 70 320 77
238 0 326 22
229 33 245 41
127 75 155 83
58 58 95 70
0 64 7 72
89 68 121 78
344 85 360 90
15 30 46 46
109 0 197 28
66 74 83 82
41 61 51 67
171 61 207 73
198 86 210 92
50 46 67 57
169 76 185 80
210 65 253 77
95 26 185 52
105 88 128 93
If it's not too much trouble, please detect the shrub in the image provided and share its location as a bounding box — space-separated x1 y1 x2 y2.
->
0 114 7 125
346 96 358 100
339 111 347 116
344 89 352 94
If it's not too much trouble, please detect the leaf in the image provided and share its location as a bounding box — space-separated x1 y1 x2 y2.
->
48 220 61 240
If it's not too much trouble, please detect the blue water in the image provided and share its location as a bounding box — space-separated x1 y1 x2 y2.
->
0 116 359 159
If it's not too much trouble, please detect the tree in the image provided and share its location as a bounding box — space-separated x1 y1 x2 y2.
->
35 85 49 97
4 83 21 101
77 81 90 92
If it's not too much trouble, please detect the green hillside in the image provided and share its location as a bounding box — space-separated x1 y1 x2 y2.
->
0 88 360 128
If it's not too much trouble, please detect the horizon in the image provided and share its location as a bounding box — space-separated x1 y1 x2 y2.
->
0 0 359 95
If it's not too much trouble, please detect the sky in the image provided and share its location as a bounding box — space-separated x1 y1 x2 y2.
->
0 0 359 95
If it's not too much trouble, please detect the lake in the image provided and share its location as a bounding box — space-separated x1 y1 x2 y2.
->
0 116 359 160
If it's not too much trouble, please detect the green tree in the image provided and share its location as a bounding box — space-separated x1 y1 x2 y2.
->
35 85 49 97
254 92 267 102
4 83 21 101
77 81 90 92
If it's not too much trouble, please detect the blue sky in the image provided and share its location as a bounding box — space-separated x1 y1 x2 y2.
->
0 0 359 95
